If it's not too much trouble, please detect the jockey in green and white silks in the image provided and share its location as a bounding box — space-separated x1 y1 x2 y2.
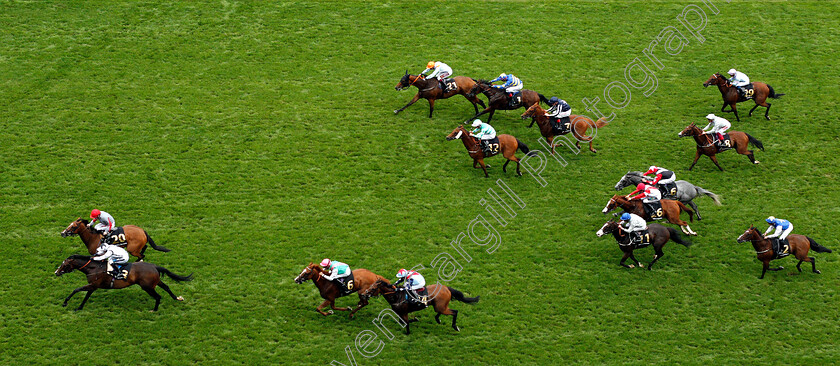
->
93 243 129 279
764 216 793 241
619 213 647 243
320 258 351 286
469 119 497 154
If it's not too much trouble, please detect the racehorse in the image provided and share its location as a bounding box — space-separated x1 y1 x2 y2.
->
362 278 479 334
61 218 170 261
614 171 721 220
703 73 784 122
520 103 608 153
394 71 486 118
678 123 763 171
466 79 549 123
445 125 533 178
601 195 697 235
596 220 692 269
737 226 832 279
294 262 389 318
54 255 192 311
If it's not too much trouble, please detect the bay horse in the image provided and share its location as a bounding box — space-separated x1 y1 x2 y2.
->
601 194 697 235
703 73 784 121
597 221 692 269
466 79 549 123
678 123 763 171
445 125 533 178
614 171 721 220
737 225 832 279
394 71 486 118
294 262 389 318
61 218 170 261
520 103 608 153
54 254 192 311
362 278 479 335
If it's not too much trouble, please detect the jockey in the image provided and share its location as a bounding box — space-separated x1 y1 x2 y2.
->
727 68 750 94
703 114 731 145
469 119 497 155
394 268 426 300
764 216 793 242
627 182 662 210
88 209 116 243
545 97 572 130
489 73 523 100
422 61 453 91
642 166 676 186
320 258 352 287
92 243 130 280
619 212 647 243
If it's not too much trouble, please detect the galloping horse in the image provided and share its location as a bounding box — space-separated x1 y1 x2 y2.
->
601 195 697 235
294 262 389 318
61 218 170 261
394 71 486 117
678 123 763 171
362 279 479 334
614 171 721 220
55 255 192 311
703 73 784 121
520 103 608 153
445 125 533 178
597 221 692 269
737 226 831 279
466 79 549 123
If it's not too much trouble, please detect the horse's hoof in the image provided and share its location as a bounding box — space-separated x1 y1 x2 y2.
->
176 296 184 301
62 303 68 307
754 161 760 164
327 310 334 315
73 308 83 312
149 310 157 313
393 110 399 114
453 326 460 332
628 264 635 268
639 263 644 268
765 116 771 120
815 270 821 274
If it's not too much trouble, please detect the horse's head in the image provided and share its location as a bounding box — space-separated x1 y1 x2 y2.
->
596 220 619 237
737 225 762 243
602 195 623 214
614 171 641 191
294 262 321 284
445 125 467 141
55 255 91 276
678 123 700 138
521 103 541 120
61 218 89 238
396 71 424 91
703 73 726 88
362 278 391 298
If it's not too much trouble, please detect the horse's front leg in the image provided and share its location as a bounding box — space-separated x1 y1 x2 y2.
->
348 296 369 319
329 300 351 312
629 252 643 268
316 300 334 316
63 284 96 307
619 251 633 268
688 150 701 171
427 99 436 118
395 94 421 114
760 261 769 279
709 155 724 171
732 105 740 122
74 287 98 311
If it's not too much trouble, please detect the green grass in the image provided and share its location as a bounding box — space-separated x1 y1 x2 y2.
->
2 1 840 365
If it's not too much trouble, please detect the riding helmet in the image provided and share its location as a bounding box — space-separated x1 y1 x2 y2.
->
90 209 101 218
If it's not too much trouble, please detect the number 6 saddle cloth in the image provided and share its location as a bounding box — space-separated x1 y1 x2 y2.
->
336 272 356 296
656 182 678 200
643 201 664 220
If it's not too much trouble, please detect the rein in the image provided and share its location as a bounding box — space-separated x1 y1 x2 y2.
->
79 258 93 269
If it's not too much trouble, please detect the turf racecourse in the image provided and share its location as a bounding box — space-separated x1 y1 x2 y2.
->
2 1 839 365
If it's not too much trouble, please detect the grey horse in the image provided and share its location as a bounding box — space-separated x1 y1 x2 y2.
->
614 171 721 220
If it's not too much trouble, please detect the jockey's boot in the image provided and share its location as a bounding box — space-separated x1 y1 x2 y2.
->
439 79 447 92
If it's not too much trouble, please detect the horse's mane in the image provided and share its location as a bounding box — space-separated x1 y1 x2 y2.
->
627 171 643 177
68 254 91 260
79 219 90 225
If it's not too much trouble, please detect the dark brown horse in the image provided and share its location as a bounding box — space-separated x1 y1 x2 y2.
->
394 71 486 117
294 262 389 318
362 279 479 334
54 255 192 311
466 79 549 123
703 73 784 122
445 125 533 178
520 103 609 153
61 218 170 261
597 221 692 269
737 226 831 279
601 195 697 235
678 123 763 171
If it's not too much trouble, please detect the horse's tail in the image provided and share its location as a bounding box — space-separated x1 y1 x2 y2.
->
666 227 692 247
745 133 765 151
695 186 722 206
447 287 480 303
676 201 694 222
767 84 785 99
156 266 194 282
538 93 549 105
516 138 536 156
593 117 609 128
145 230 171 252
808 237 832 253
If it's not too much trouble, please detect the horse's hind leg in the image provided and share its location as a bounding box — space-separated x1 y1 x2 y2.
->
687 200 701 220
435 312 442 324
449 309 460 332
156 281 184 301
143 287 162 312
428 99 436 118
763 102 772 120
648 247 665 270
503 159 510 173
810 257 820 274
138 245 147 262
749 103 760 116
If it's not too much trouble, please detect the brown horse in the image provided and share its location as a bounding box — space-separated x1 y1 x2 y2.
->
445 125 533 178
520 103 609 153
294 262 389 318
737 226 831 279
394 71 486 117
54 254 192 311
703 73 784 122
362 279 479 334
596 221 692 269
466 79 549 123
61 218 170 261
601 195 697 235
678 123 763 171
